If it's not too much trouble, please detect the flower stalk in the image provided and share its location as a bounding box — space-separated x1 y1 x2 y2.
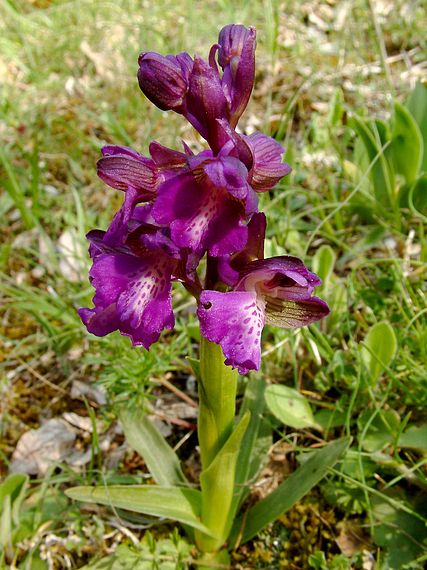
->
196 335 250 559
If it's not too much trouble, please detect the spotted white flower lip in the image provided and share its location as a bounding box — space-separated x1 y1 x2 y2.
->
198 256 330 374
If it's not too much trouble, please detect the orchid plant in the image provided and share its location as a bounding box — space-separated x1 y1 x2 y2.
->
68 25 349 568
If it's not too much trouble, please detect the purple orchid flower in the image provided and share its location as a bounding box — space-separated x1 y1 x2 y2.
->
198 256 330 374
79 206 200 349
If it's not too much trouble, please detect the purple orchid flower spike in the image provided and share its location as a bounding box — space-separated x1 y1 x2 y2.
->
198 256 330 374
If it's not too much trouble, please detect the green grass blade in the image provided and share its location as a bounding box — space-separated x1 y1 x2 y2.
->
234 437 351 544
119 408 187 487
66 485 212 535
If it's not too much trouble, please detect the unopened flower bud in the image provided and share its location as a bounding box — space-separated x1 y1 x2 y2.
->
137 51 193 112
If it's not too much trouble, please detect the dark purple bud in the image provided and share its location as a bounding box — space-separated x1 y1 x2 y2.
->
217 24 256 126
137 51 193 112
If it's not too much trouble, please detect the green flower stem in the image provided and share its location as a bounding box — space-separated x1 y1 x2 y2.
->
195 335 239 554
197 335 238 470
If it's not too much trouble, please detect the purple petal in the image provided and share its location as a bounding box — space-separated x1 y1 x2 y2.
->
101 146 143 160
103 185 140 246
217 212 266 286
149 141 187 173
265 296 330 328
216 118 253 169
245 133 291 192
238 256 322 301
205 201 248 257
82 252 175 349
198 290 265 374
199 156 250 200
78 305 120 337
152 168 249 256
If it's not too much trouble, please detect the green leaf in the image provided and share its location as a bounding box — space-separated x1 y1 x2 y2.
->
198 412 250 549
186 356 201 380
389 101 423 183
349 115 394 208
66 485 212 535
372 498 427 568
327 87 344 128
119 409 187 487
231 377 272 515
312 245 336 293
406 81 427 172
409 174 427 221
358 410 400 452
0 473 29 524
360 321 397 383
264 384 317 429
0 473 28 550
399 424 427 452
232 437 350 544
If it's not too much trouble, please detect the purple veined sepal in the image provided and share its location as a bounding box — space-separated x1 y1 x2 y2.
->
244 133 292 191
198 255 330 374
97 145 160 198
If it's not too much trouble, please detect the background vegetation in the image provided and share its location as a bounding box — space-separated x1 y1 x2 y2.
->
1 0 426 568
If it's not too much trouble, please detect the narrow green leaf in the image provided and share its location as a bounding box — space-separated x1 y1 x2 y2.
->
389 102 423 183
66 485 212 535
0 473 28 526
349 115 394 207
361 321 397 383
186 356 201 380
406 81 427 172
0 473 28 550
197 412 250 549
119 409 187 487
232 377 271 514
312 245 336 293
265 384 316 429
234 437 350 544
